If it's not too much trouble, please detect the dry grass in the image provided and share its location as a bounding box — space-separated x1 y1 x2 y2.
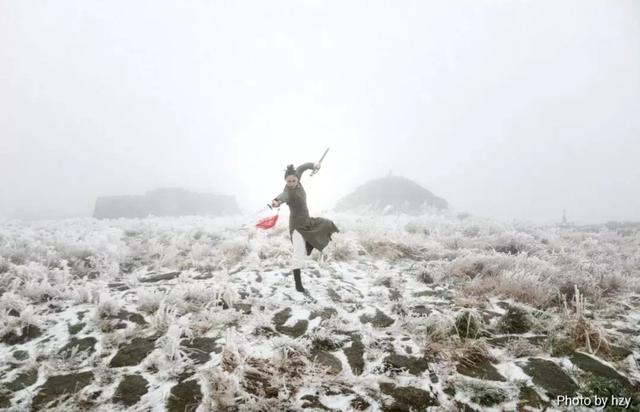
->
360 239 421 261
453 340 494 369
462 272 554 308
562 286 611 355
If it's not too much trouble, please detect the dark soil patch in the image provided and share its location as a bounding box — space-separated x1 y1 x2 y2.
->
110 335 159 367
1 325 42 345
113 375 148 407
31 371 93 411
343 336 365 376
167 379 202 412
383 354 429 376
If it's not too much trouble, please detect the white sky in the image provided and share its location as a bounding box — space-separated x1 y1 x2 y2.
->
1 0 639 224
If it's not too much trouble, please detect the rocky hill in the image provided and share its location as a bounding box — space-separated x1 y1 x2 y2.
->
335 176 448 214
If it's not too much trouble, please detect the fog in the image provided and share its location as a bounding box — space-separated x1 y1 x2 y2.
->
1 0 639 224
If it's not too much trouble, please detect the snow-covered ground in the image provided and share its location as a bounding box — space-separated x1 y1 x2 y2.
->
1 211 639 411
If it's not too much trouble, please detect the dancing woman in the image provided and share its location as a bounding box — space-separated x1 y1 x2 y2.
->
271 162 339 294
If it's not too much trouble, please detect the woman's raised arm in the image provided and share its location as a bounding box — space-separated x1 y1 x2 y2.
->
296 162 319 179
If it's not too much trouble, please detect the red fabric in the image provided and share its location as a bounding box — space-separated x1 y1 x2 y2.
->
256 214 279 229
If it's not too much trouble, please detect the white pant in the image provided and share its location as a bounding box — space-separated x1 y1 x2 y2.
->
291 230 306 270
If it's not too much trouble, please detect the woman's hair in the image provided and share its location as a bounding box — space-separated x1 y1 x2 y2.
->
284 164 296 179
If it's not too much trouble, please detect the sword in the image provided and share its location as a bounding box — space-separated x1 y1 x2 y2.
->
310 147 330 176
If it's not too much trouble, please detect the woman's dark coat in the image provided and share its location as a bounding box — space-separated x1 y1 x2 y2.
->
273 162 339 255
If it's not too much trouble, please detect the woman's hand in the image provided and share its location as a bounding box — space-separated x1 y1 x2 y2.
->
271 199 281 208
313 162 321 172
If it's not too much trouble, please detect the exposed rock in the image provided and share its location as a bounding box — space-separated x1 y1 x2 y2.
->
470 385 508 407
383 354 429 376
517 386 545 410
327 288 342 302
410 305 430 317
139 271 180 283
0 392 10 409
379 382 439 411
456 359 506 382
520 358 578 397
272 307 308 337
413 290 440 298
312 351 342 375
272 307 292 326
606 344 633 361
110 335 158 367
181 337 222 364
311 337 344 352
570 352 633 388
59 337 97 358
360 309 395 328
6 368 38 392
12 350 29 361
31 371 93 411
108 282 129 291
167 379 202 412
343 336 365 376
487 335 546 347
233 303 252 315
301 394 333 410
68 322 86 335
1 325 42 345
310 307 338 320
113 375 148 407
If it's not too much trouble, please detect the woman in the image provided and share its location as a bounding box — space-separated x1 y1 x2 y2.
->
271 162 339 294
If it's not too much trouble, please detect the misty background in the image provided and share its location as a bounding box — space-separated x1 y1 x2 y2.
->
1 0 639 224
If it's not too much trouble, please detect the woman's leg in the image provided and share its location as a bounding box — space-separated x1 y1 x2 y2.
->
291 230 306 270
291 230 306 291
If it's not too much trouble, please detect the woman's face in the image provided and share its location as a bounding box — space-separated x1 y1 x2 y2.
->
286 175 299 188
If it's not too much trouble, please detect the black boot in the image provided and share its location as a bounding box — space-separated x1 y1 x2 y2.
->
293 268 304 292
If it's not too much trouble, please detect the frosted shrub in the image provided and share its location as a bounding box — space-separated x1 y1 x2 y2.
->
0 291 27 313
67 283 94 304
0 257 10 274
0 306 41 339
200 367 241 411
404 220 430 235
323 233 363 262
361 239 418 261
221 238 250 267
463 267 555 308
96 293 120 318
411 260 448 284
150 324 191 379
191 305 241 336
562 286 610 355
21 278 59 303
448 253 513 280
137 289 166 314
149 301 178 333
167 283 217 310
491 231 540 256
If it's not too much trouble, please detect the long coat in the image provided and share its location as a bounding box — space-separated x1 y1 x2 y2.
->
273 162 339 255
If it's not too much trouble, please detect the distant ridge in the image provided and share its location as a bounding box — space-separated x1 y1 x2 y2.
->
93 188 238 218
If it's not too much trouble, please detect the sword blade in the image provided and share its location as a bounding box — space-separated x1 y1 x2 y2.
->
318 147 330 164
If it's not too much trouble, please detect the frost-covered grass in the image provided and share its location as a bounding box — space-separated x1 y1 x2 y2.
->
0 211 639 410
